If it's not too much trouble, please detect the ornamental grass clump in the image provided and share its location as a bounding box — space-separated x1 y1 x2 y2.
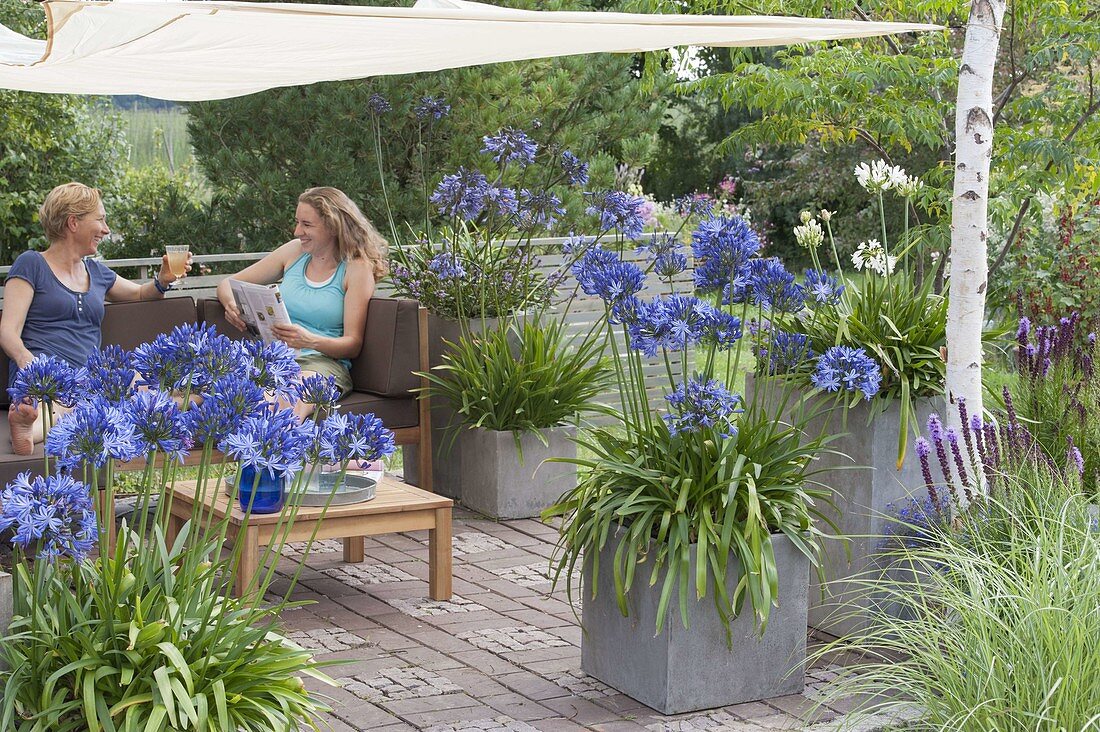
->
768 160 948 467
545 210 883 634
0 326 397 731
817 460 1100 730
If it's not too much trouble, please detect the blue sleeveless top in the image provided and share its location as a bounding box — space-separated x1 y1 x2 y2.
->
6 250 117 387
282 253 350 367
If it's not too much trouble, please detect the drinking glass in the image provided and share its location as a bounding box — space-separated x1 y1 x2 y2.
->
165 245 189 277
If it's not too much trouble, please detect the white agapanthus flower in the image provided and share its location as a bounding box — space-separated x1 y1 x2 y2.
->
851 239 897 276
793 218 825 249
895 174 924 198
854 160 906 193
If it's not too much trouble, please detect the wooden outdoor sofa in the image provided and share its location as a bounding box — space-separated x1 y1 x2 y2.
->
0 296 433 492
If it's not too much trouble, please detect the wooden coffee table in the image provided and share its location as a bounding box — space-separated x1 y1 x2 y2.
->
166 476 453 599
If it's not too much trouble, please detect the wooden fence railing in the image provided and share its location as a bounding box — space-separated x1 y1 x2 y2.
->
0 236 693 414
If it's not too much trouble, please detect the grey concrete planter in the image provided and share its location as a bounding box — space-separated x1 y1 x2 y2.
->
804 392 941 637
403 314 512 500
744 375 941 637
581 530 808 714
453 426 577 519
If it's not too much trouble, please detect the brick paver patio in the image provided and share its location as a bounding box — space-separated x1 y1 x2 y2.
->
266 505 917 732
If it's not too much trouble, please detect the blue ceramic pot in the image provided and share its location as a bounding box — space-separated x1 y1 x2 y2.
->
237 464 285 514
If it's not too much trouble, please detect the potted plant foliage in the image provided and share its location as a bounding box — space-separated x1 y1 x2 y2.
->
377 104 592 496
0 326 396 730
545 212 881 714
419 316 607 518
759 160 947 635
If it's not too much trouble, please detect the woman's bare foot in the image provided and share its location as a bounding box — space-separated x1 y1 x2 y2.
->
9 401 38 456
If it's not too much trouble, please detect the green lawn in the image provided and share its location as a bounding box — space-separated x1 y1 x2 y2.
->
122 107 194 170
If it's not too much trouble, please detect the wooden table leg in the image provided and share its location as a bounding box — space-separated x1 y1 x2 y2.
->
428 506 452 600
342 536 365 563
166 512 185 548
234 525 260 599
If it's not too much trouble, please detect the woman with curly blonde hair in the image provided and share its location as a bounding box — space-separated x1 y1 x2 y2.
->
216 187 388 417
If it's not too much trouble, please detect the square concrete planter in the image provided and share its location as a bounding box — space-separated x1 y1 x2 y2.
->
403 313 512 500
581 531 808 714
455 425 577 519
744 375 942 637
803 393 941 637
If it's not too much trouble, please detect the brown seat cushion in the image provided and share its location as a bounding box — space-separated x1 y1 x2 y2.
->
0 417 46 486
336 390 419 429
199 297 421 397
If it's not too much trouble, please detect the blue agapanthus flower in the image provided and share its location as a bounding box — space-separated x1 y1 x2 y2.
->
316 412 397 464
483 185 519 217
625 295 715 357
0 472 97 561
885 494 952 550
184 374 267 446
571 247 645 305
691 215 761 294
702 311 743 352
414 95 451 121
427 253 467 280
241 339 301 396
585 191 646 240
133 323 246 392
812 345 882 400
561 232 593 255
674 194 714 219
431 167 489 221
124 390 191 462
295 374 342 411
654 251 688 279
761 331 814 374
482 127 538 167
517 189 565 230
663 376 742 438
221 408 317 479
367 93 392 115
560 151 589 186
750 258 805 313
804 269 844 306
45 397 140 469
85 346 135 403
9 354 85 408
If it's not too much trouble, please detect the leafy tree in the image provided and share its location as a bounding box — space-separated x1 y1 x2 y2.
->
660 0 1097 305
0 1 127 264
186 0 668 251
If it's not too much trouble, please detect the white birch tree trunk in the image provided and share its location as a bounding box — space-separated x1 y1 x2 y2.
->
946 0 1007 441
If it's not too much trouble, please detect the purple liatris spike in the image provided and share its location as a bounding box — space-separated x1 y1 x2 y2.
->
1068 436 1085 476
915 437 938 506
946 430 974 503
956 397 976 466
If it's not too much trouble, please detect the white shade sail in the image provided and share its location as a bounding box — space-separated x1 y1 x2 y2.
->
0 0 939 102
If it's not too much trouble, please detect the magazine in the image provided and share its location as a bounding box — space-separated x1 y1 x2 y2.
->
228 279 293 344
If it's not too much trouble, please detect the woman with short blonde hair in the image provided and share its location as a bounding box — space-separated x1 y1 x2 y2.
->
0 182 191 455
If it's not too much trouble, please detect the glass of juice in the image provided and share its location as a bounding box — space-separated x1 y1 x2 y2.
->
165 245 189 277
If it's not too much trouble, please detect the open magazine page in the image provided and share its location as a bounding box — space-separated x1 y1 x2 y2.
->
228 279 293 345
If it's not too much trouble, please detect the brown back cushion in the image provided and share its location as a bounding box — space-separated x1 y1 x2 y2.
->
197 297 420 397
101 297 198 350
0 297 198 407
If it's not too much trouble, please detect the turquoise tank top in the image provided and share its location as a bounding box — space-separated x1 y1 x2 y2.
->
282 253 350 367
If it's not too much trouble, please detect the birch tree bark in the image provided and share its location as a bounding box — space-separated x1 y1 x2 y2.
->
946 0 1007 433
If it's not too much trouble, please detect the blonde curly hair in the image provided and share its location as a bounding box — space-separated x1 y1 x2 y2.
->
298 187 389 279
